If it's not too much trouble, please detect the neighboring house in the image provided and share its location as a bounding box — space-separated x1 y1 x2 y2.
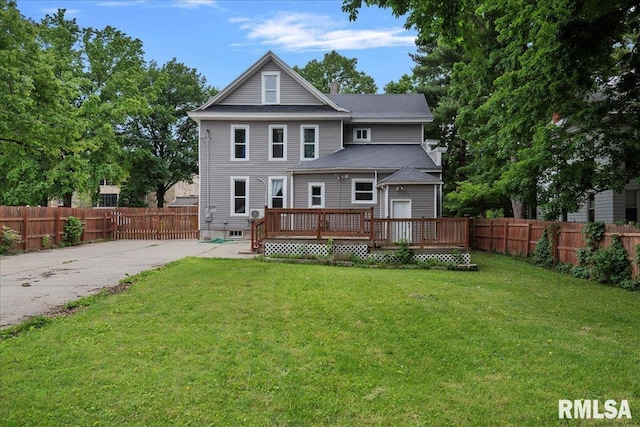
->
567 180 640 223
188 51 444 240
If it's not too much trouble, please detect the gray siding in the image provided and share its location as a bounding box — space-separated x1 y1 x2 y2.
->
221 60 322 105
386 185 436 218
292 173 382 217
566 185 638 223
199 120 343 233
343 123 423 144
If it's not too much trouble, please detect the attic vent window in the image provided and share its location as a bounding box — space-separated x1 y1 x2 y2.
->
262 71 280 104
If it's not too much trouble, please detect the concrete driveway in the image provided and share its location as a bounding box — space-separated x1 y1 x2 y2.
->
0 239 254 328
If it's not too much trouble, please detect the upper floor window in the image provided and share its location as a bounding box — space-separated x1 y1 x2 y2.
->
262 71 280 104
231 125 249 161
353 128 371 142
301 125 319 160
352 179 376 204
269 125 287 161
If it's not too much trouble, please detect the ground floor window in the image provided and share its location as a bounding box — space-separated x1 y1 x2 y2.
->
352 179 376 204
626 190 638 223
97 193 118 207
231 177 248 215
309 183 325 208
269 177 286 208
587 193 595 222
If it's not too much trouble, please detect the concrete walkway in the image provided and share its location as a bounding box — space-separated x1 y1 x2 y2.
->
0 239 255 328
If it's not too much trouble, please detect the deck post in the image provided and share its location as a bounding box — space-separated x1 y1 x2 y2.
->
464 217 470 249
317 209 322 240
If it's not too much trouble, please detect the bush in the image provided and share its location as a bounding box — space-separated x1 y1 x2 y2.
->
532 231 553 268
589 235 632 286
62 216 84 246
396 239 414 264
0 226 23 254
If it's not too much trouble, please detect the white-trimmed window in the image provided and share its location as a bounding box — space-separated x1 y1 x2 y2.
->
269 125 287 161
309 183 325 208
262 71 280 104
352 179 376 204
268 177 286 208
231 125 249 160
231 177 249 216
353 128 371 142
301 125 319 160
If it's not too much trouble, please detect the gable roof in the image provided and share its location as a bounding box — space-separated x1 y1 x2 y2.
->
192 51 348 114
326 94 433 123
377 167 442 186
291 144 441 172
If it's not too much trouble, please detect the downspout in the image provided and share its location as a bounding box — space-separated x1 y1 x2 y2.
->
433 185 437 219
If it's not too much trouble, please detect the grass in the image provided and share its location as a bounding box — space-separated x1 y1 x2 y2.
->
1 252 639 426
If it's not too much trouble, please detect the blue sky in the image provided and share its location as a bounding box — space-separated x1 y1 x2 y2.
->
16 0 419 93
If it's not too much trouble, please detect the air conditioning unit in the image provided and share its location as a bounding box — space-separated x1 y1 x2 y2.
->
250 208 265 220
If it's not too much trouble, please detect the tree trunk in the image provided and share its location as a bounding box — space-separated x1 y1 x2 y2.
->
156 186 166 208
511 199 525 219
63 192 73 208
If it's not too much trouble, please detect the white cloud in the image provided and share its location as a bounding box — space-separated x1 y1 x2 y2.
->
40 8 81 16
234 11 415 52
97 0 217 8
173 0 218 8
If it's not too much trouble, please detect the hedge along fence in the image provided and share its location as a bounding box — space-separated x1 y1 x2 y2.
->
471 218 640 278
0 206 198 252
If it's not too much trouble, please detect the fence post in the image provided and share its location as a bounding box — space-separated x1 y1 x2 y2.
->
489 221 494 251
525 223 531 256
22 208 28 251
54 209 61 246
503 221 508 253
464 217 470 249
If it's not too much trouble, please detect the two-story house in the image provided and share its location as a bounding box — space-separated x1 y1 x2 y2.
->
188 51 444 240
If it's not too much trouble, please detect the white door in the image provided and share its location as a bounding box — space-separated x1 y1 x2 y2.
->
391 200 412 242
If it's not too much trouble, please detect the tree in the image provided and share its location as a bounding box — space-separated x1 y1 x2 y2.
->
119 59 215 207
344 0 640 219
293 50 378 93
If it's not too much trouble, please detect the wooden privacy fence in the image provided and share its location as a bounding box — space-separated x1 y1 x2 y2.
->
251 208 469 250
471 218 640 276
0 206 198 251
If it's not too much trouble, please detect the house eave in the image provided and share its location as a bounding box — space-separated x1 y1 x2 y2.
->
347 118 434 124
188 111 351 121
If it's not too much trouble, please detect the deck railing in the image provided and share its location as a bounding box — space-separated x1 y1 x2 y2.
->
251 208 469 251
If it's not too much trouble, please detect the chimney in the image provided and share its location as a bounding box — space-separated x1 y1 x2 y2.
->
330 81 339 94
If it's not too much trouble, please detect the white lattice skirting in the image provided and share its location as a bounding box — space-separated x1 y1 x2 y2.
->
265 243 369 259
264 242 470 264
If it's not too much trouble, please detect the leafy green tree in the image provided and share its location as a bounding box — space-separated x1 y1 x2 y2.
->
344 0 639 219
119 59 215 207
293 50 378 93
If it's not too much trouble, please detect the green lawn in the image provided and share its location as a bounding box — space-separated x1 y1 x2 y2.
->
1 252 639 426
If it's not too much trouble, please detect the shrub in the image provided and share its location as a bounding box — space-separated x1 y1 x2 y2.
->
583 221 605 250
396 239 414 264
0 226 23 254
589 235 632 286
532 231 553 268
62 216 84 246
42 234 52 248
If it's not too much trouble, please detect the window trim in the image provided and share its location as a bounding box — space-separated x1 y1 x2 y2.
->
262 71 280 104
268 124 287 161
308 182 325 208
300 124 319 161
352 178 377 204
268 176 287 209
230 125 250 161
353 128 371 142
230 176 249 217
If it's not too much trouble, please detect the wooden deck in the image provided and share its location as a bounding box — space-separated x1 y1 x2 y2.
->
251 208 469 252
